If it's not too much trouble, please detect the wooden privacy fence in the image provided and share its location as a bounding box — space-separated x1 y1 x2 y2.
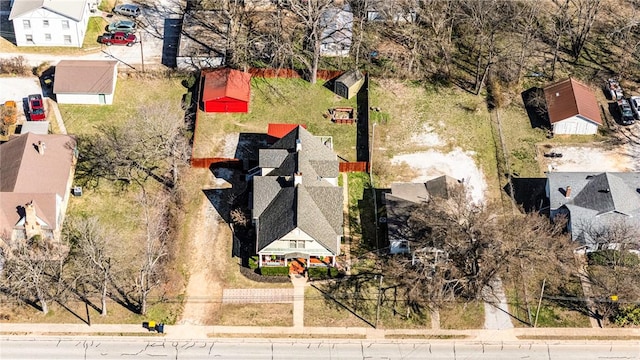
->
248 68 344 80
191 157 242 169
339 161 369 173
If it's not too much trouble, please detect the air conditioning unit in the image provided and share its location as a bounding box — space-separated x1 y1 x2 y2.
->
72 186 83 196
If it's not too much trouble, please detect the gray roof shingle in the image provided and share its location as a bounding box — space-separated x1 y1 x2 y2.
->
253 126 342 254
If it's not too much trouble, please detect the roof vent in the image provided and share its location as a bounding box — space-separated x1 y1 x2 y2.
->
599 188 610 193
555 92 560 97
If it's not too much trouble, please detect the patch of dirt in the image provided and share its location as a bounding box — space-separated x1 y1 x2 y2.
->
177 187 225 326
391 148 488 204
538 144 636 172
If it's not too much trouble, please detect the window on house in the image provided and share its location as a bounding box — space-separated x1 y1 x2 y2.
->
62 20 69 29
297 241 305 249
45 34 51 41
64 35 71 44
43 20 49 27
23 20 30 29
25 34 33 43
289 240 297 248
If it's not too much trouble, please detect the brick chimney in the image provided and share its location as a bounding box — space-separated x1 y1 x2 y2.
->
295 138 302 152
37 141 46 155
565 186 572 199
24 201 42 239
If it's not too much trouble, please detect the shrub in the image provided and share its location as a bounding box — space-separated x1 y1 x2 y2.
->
0 57 29 76
613 305 640 327
308 266 340 280
259 266 289 277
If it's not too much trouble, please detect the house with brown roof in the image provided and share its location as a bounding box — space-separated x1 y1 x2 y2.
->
201 68 251 113
0 133 77 245
543 78 602 135
53 60 118 105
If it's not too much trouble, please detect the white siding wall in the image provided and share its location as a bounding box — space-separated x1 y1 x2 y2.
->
56 93 114 105
552 115 598 135
259 227 336 257
12 6 91 47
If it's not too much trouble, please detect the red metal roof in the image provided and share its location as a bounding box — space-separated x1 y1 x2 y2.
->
202 68 251 102
543 78 602 125
267 123 307 140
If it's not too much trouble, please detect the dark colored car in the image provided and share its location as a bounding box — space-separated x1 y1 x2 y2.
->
28 94 46 121
618 99 635 125
99 32 137 46
107 19 137 34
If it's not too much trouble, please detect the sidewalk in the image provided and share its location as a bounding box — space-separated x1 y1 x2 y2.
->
2 322 640 342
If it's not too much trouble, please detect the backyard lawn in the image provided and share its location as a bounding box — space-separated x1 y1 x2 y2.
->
192 77 357 159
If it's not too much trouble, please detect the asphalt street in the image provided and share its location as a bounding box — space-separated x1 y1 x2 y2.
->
1 338 639 360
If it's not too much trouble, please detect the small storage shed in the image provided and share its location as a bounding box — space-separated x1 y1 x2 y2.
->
543 78 602 135
53 60 118 105
334 70 364 99
202 68 251 113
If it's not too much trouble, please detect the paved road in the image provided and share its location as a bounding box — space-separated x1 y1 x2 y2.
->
1 337 639 360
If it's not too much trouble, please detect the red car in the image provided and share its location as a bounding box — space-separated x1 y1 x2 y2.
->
99 31 137 46
28 94 46 121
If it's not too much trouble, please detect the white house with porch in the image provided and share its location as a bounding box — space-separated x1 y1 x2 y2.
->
9 0 96 47
252 126 343 270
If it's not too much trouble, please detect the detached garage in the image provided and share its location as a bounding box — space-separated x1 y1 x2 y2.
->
201 68 251 113
543 78 602 135
53 60 118 105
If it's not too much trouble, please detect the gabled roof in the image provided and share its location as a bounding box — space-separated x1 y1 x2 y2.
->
9 0 88 21
53 60 118 95
202 68 251 102
320 4 353 46
543 78 602 125
253 126 342 254
336 69 363 87
267 123 307 142
547 172 640 247
0 133 76 236
385 175 462 247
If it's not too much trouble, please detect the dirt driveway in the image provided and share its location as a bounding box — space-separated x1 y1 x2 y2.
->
539 143 637 172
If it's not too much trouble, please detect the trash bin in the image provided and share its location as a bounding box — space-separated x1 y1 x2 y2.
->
142 321 149 329
148 321 156 331
155 323 164 333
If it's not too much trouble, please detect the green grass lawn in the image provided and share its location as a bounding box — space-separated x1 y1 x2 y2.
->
60 77 186 135
193 77 357 158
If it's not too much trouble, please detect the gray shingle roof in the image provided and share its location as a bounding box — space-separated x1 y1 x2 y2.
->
9 0 87 21
547 172 640 247
253 126 342 254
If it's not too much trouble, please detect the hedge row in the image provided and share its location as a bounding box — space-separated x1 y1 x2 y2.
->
308 267 340 280
259 266 290 277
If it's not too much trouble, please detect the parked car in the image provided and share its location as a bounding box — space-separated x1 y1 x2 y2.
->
113 4 141 17
107 19 137 34
28 94 46 121
617 99 635 125
2 100 17 125
629 96 640 119
98 32 137 46
606 78 624 100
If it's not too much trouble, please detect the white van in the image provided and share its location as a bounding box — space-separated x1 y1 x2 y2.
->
113 4 141 17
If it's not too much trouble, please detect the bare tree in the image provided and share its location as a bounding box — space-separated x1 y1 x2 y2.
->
566 0 601 61
66 216 116 316
1 238 68 314
278 0 337 84
76 102 189 189
137 190 169 315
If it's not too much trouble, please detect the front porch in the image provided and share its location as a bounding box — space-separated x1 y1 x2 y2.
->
258 253 336 268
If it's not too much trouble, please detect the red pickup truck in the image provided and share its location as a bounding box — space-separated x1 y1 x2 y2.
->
99 32 136 46
28 94 46 121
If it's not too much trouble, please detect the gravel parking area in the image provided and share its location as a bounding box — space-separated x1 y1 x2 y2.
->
0 77 44 123
539 144 637 172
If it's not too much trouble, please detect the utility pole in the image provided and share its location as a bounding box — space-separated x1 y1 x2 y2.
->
534 278 546 328
375 274 383 328
139 31 145 73
370 122 379 254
